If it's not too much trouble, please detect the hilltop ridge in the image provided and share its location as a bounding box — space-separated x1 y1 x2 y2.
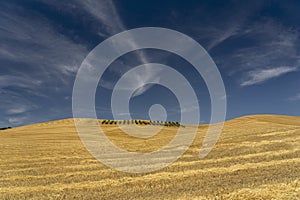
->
3 114 300 130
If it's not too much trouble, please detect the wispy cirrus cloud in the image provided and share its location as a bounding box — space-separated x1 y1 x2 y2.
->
8 116 28 126
6 105 34 115
241 66 298 86
72 0 157 96
0 0 158 126
228 18 300 73
183 1 264 51
0 1 89 127
0 75 42 89
43 0 150 65
206 26 239 51
76 0 125 35
177 3 300 88
0 2 88 86
288 93 300 101
120 67 161 97
42 0 157 98
207 17 300 87
40 0 124 37
0 89 39 126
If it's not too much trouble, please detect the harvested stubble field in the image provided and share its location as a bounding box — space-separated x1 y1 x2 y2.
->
0 115 299 199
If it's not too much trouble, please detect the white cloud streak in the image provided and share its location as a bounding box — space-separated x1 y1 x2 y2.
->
6 106 30 115
76 0 125 35
0 89 39 126
75 0 154 95
0 75 42 89
8 116 28 125
0 0 157 127
0 2 88 86
205 17 300 87
182 4 300 89
0 2 88 125
288 93 300 101
241 66 298 86
231 19 300 73
121 67 161 97
206 26 239 50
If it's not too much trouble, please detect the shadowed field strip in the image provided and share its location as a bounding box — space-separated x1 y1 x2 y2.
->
1 148 299 177
1 156 299 186
190 180 300 200
1 158 299 193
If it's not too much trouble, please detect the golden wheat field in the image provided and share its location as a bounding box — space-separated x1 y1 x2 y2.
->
0 115 299 199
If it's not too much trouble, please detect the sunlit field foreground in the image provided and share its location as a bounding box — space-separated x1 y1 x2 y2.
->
1 115 299 199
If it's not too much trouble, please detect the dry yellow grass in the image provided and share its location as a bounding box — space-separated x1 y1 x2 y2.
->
0 115 299 199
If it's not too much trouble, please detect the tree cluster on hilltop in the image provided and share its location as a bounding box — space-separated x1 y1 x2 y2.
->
101 120 181 127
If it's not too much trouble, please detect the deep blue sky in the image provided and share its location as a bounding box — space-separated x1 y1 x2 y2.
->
1 0 300 126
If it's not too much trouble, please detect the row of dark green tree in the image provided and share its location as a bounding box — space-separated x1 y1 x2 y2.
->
101 120 181 127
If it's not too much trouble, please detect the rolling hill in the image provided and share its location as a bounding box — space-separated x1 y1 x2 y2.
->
0 115 299 199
